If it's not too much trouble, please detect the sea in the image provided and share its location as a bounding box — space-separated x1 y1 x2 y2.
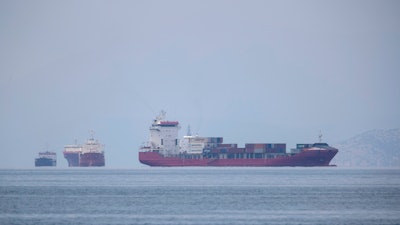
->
0 168 399 225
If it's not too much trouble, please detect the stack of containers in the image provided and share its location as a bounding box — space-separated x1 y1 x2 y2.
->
217 143 238 148
227 148 245 154
289 144 313 154
296 144 313 149
266 143 286 153
245 143 286 153
245 143 266 153
207 137 223 143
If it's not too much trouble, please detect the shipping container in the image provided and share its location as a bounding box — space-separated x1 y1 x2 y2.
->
296 144 313 149
207 137 223 143
254 148 265 153
218 143 238 148
228 148 245 154
245 148 255 153
246 143 271 147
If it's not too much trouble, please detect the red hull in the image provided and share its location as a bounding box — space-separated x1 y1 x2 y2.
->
139 149 338 167
63 152 105 167
79 152 105 167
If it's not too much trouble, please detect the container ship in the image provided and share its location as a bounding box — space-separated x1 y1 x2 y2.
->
63 132 105 167
35 151 57 167
139 112 338 167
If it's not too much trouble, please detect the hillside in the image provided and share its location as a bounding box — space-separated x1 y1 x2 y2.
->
331 128 400 167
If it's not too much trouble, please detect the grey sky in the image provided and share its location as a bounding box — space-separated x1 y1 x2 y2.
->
1 0 399 168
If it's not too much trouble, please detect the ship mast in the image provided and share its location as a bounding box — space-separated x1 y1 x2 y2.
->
156 110 166 122
318 130 323 142
90 130 95 140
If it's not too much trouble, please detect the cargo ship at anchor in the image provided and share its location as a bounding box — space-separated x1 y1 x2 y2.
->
139 112 338 167
35 151 57 167
63 132 105 167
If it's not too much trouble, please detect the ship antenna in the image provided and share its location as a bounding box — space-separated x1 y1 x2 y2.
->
318 130 323 142
156 110 166 122
90 130 95 140
187 125 192 136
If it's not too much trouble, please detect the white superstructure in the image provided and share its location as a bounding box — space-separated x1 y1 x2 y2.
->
141 111 226 156
38 151 57 160
179 136 206 154
63 131 104 154
64 145 82 153
148 111 180 156
81 137 104 154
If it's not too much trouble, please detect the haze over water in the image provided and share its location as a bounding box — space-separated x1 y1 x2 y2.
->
1 168 399 225
1 0 400 168
1 2 399 224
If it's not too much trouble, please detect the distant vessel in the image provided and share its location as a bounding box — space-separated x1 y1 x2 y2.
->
35 151 57 167
139 112 338 167
63 132 105 167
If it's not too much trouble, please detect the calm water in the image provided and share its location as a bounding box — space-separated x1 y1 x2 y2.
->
0 168 399 225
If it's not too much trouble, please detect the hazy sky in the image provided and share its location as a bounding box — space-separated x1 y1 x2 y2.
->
1 0 399 168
